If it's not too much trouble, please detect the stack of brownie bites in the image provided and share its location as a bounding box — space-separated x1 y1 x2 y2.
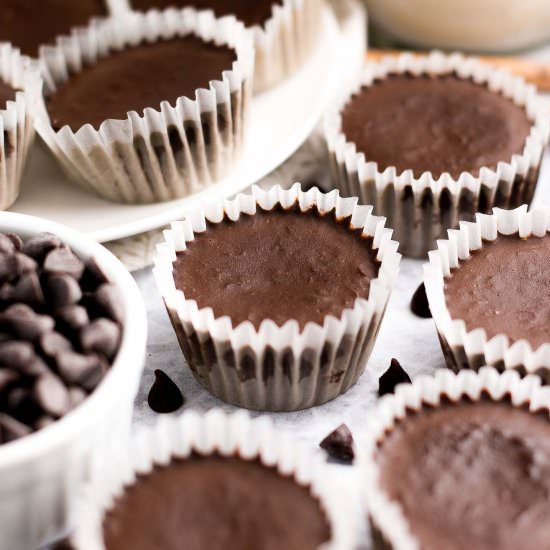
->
0 1 549 549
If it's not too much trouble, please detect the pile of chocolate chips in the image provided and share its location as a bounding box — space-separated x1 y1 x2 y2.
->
0 232 123 444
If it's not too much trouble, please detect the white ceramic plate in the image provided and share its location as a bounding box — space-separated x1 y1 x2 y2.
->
11 6 363 242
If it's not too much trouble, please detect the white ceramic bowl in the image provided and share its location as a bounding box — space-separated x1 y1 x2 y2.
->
0 212 147 550
366 0 550 52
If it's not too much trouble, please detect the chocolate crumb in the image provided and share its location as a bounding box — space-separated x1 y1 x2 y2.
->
410 283 431 318
148 370 184 414
379 358 412 396
319 423 354 463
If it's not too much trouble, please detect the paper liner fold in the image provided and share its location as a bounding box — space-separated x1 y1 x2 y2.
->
153 183 401 411
361 366 550 550
0 44 40 210
71 409 357 550
35 8 254 204
424 204 550 378
324 51 550 258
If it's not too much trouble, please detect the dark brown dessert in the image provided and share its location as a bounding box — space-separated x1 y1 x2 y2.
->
376 399 550 550
0 80 16 109
444 234 550 349
130 0 282 28
0 0 107 58
0 232 123 444
172 206 379 329
103 455 331 550
341 74 532 179
47 36 237 131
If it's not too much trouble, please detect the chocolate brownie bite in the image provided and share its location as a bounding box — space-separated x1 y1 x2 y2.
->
0 231 123 445
325 52 549 258
0 0 107 58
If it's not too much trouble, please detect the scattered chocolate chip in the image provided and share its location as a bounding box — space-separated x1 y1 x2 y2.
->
148 370 184 414
33 374 70 417
80 318 121 360
320 423 355 463
39 331 72 357
410 283 431 318
379 358 412 397
44 248 85 280
55 305 89 332
0 413 32 442
48 274 82 308
94 283 124 324
22 233 62 262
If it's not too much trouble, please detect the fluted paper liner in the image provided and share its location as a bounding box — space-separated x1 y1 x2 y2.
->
360 366 550 550
0 44 40 210
35 8 254 204
153 183 401 411
424 205 550 378
324 51 550 258
71 410 356 550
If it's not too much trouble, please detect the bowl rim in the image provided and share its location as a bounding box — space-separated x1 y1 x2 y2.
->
0 211 147 468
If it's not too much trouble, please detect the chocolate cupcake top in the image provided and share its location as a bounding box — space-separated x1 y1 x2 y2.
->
130 0 282 28
0 0 107 58
47 35 236 131
376 397 550 550
103 454 331 550
340 73 532 179
172 205 379 329
444 234 550 349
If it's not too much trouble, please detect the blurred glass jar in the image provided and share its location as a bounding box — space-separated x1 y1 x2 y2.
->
366 0 550 52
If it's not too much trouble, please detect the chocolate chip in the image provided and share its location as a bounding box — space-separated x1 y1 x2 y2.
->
0 413 32 442
0 253 17 285
3 304 54 341
33 374 70 417
410 283 431 318
379 358 412 397
81 257 108 290
55 305 89 332
56 351 105 390
35 415 56 430
0 368 18 392
148 369 184 414
21 356 50 378
39 331 72 357
22 233 62 262
94 283 124 324
80 318 120 360
0 234 15 254
14 253 37 276
319 423 355 463
48 274 82 308
9 272 45 305
0 341 34 370
68 386 87 410
6 233 22 251
44 248 85 280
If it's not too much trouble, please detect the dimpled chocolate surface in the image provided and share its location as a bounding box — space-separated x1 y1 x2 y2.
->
341 74 531 179
103 455 331 550
131 0 282 28
0 0 106 58
47 36 236 131
377 399 550 550
0 79 15 109
445 234 550 349
172 207 379 329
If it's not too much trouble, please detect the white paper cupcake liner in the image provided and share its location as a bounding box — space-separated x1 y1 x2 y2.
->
0 44 41 210
71 409 356 550
153 183 401 411
324 51 550 258
360 366 549 550
34 8 254 204
424 204 550 379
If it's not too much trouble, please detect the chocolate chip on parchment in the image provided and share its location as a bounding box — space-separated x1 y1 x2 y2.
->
43 248 85 280
148 370 184 414
48 274 82 308
0 413 32 442
320 423 355 463
410 283 431 318
80 318 121 360
379 358 412 397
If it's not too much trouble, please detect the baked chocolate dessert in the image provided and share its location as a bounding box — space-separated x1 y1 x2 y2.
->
444 234 550 349
340 73 532 179
172 206 379 328
376 398 550 550
103 454 331 550
47 36 236 131
130 0 282 28
0 0 107 57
